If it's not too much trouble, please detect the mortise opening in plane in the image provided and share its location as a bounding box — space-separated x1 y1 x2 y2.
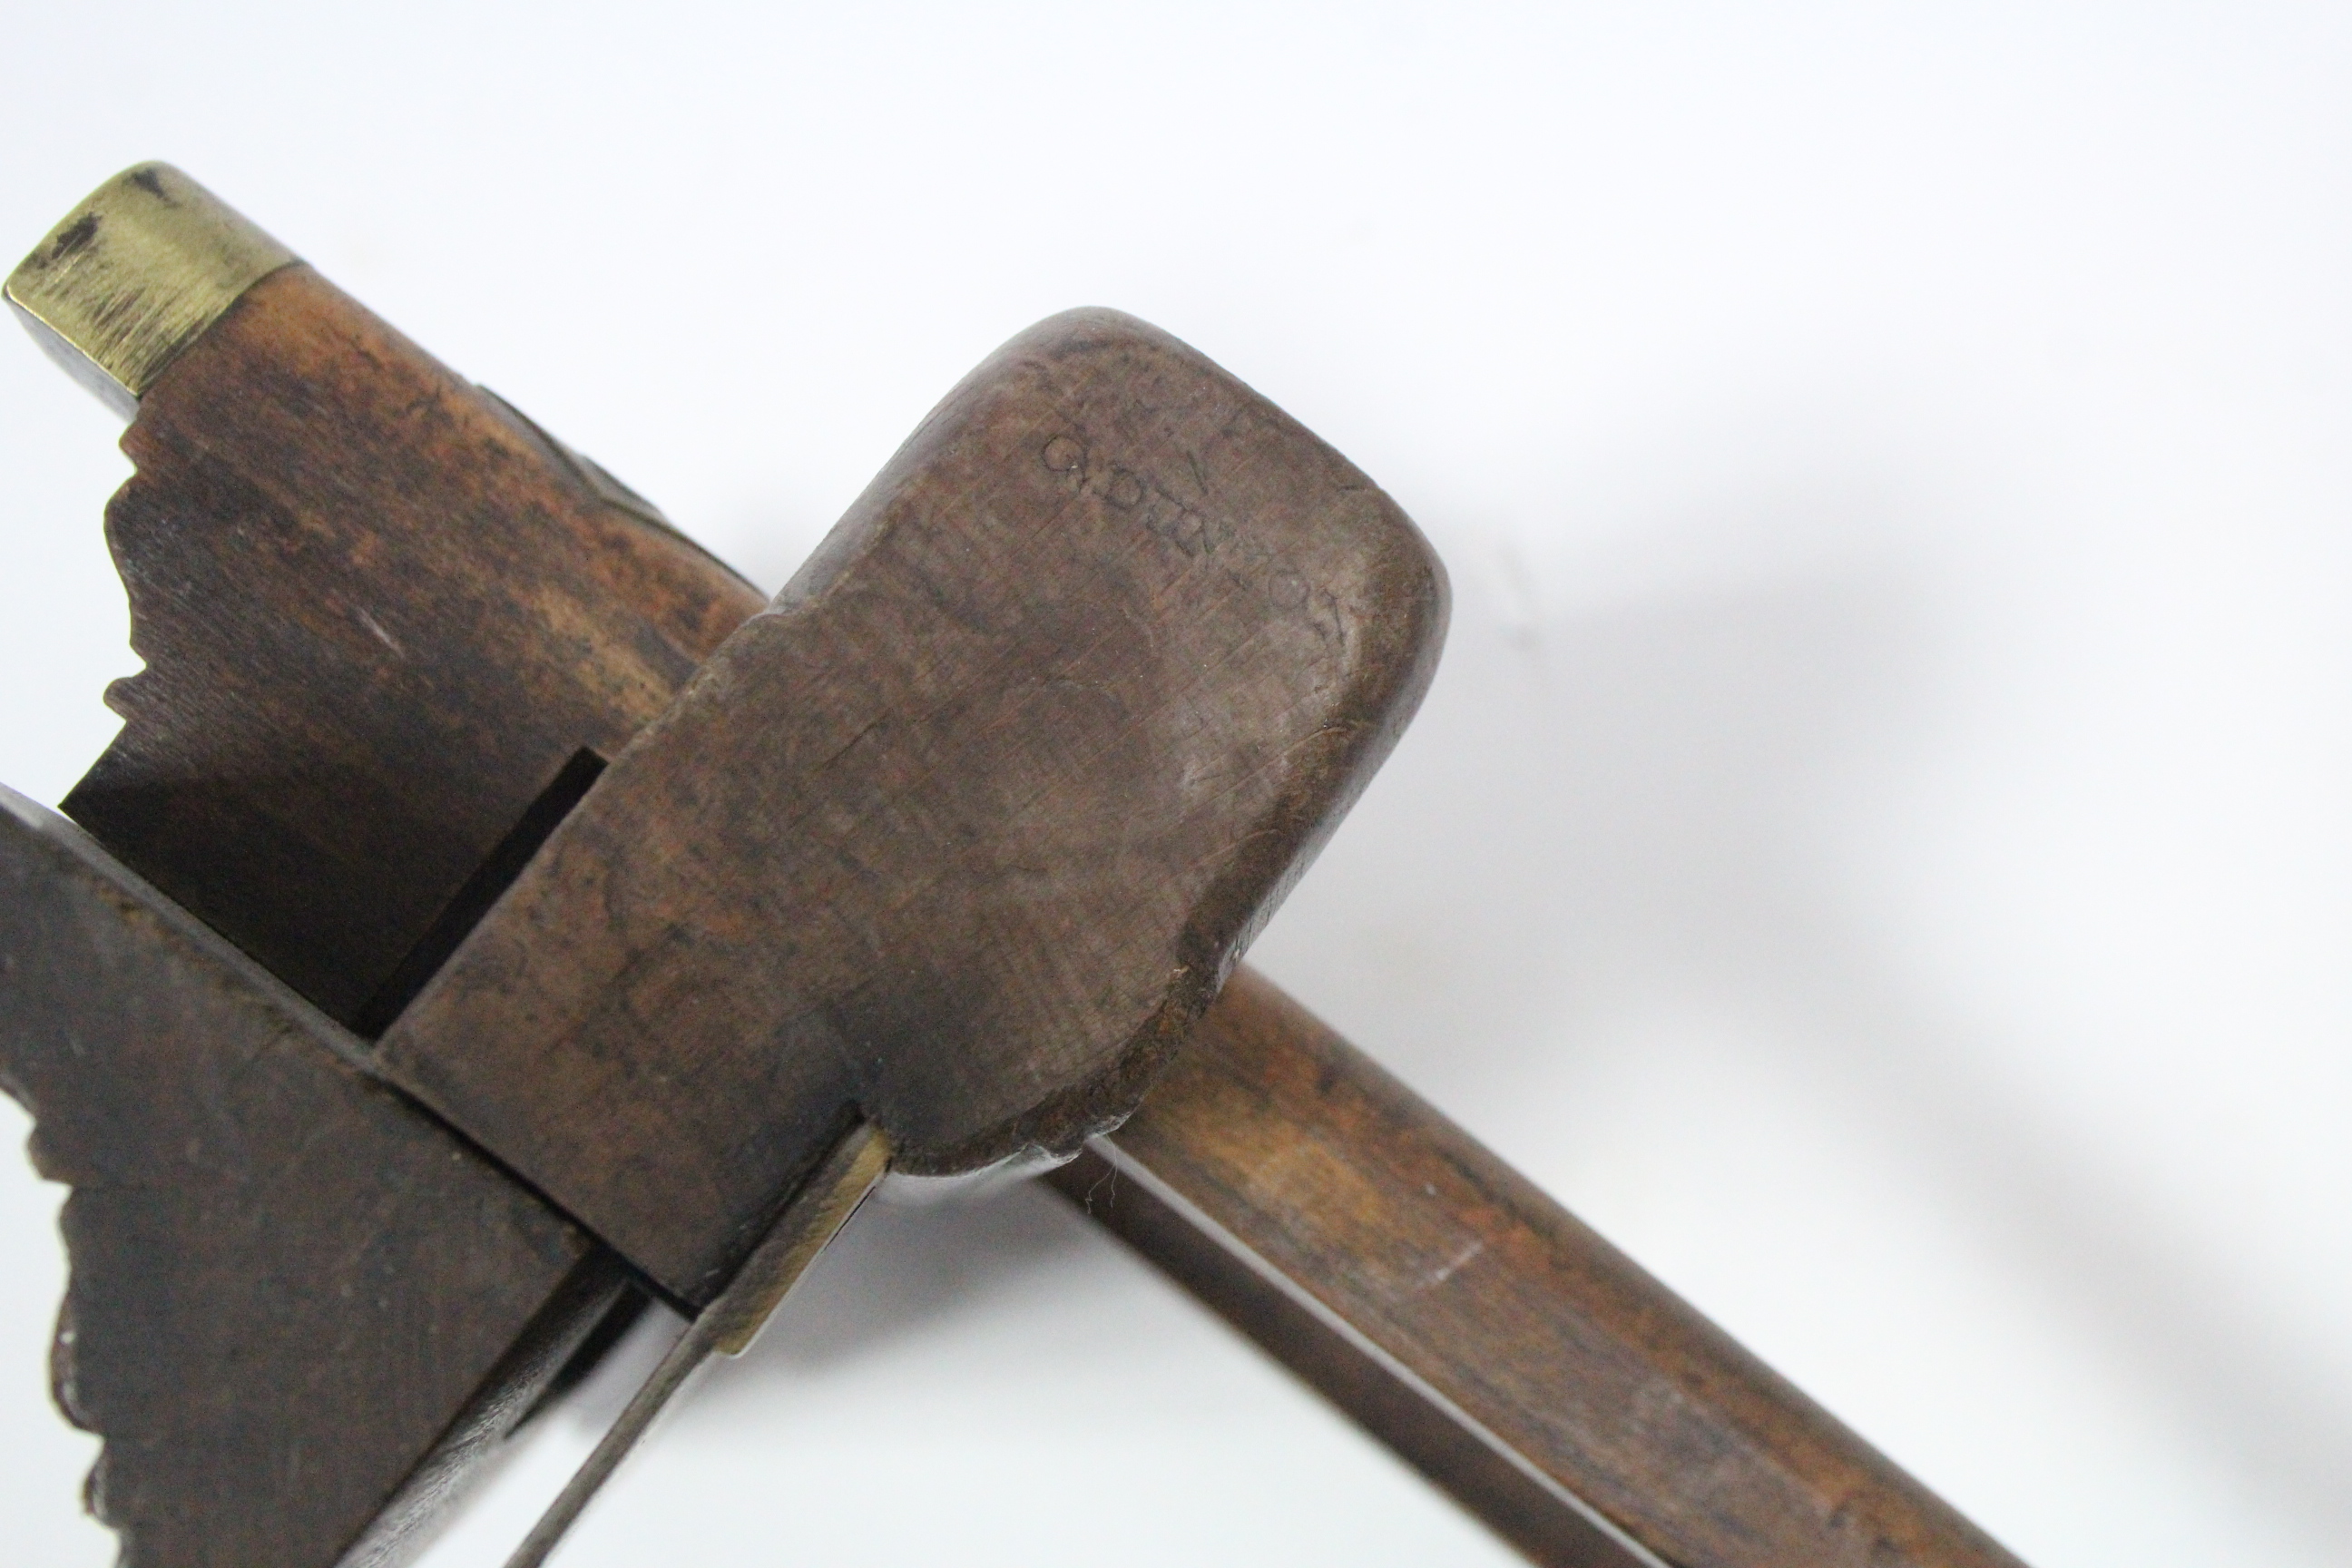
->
353 747 608 1039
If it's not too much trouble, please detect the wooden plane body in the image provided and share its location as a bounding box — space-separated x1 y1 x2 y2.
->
0 165 2026 1568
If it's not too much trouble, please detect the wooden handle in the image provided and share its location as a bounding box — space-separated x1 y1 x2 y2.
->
1056 967 2027 1568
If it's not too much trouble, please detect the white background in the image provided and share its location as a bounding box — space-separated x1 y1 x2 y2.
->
3 5 2349 1564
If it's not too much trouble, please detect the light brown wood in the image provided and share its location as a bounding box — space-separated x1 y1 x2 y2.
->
1071 969 2026 1568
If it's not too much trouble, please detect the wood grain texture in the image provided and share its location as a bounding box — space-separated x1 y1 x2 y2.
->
65 262 763 1027
0 787 624 1568
1073 967 2026 1568
1051 1137 1651 1568
30 253 2020 1564
377 309 1448 1302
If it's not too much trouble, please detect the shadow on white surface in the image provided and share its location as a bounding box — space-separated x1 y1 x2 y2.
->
1257 534 2352 1557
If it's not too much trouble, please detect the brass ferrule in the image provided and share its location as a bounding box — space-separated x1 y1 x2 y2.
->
5 162 296 419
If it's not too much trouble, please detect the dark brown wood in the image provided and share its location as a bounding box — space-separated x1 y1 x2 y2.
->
17 241 2023 1566
0 786 626 1568
66 262 764 1028
34 258 756 1564
1070 968 2027 1568
377 309 1447 1303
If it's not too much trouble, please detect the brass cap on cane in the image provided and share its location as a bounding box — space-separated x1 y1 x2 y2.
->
5 162 295 418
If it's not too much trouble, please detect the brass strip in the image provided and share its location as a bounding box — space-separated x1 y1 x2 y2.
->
5 162 296 418
504 1121 893 1568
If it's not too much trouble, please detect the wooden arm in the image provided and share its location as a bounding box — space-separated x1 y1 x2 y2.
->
1057 967 2024 1568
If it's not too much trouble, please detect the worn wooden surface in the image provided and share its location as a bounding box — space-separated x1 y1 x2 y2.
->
378 309 1446 1302
1070 969 2027 1568
24 248 2023 1565
64 261 761 1029
1051 1133 1650 1568
0 787 625 1568
34 260 750 1564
